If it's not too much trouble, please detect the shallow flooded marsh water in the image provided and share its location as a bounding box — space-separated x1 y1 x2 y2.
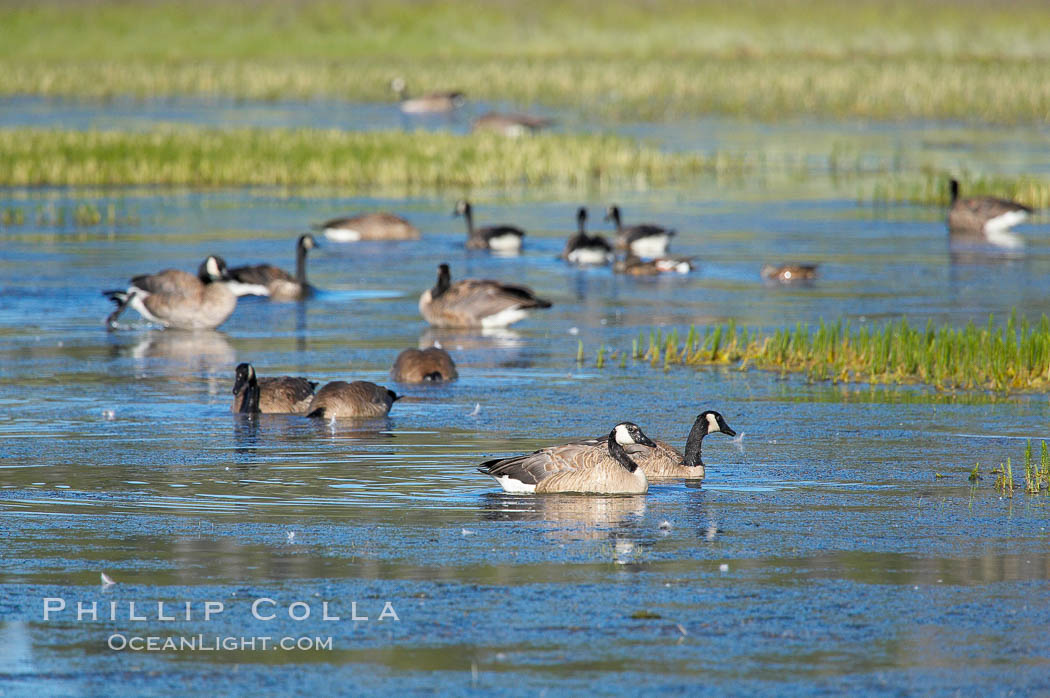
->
2 101 1050 694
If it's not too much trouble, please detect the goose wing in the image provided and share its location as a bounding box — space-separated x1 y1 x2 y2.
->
130 269 199 297
446 279 551 315
230 264 295 286
622 224 675 243
479 225 526 241
478 442 604 486
259 376 317 411
962 196 1034 218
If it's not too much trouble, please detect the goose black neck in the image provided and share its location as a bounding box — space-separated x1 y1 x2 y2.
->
296 240 309 285
577 211 587 236
432 265 451 298
610 207 623 232
462 205 475 236
949 179 959 204
239 376 260 414
607 429 638 473
683 419 708 468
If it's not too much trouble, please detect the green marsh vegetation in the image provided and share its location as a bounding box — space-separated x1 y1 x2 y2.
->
992 440 1050 497
585 313 1050 395
3 0 1050 124
0 128 722 188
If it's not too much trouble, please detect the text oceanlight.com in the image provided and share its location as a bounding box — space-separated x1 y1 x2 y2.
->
107 635 333 651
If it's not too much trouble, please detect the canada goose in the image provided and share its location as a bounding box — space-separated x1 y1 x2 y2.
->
605 205 676 257
761 263 818 283
231 362 317 414
228 234 318 301
563 208 613 266
579 411 736 480
419 263 552 329
103 255 237 331
391 77 465 114
614 253 695 275
391 347 458 382
306 381 400 418
454 199 525 252
477 422 655 494
471 112 553 137
948 178 1033 248
316 212 420 242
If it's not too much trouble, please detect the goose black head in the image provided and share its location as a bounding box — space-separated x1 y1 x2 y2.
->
432 263 451 298
604 205 621 224
700 410 736 437
611 421 657 448
453 199 471 217
199 255 232 283
577 207 588 225
949 178 960 204
298 234 318 252
232 362 256 395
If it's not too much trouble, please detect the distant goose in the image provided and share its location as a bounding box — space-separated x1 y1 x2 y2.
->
761 263 818 283
562 208 613 266
605 205 676 257
391 347 458 382
614 253 695 275
391 77 465 114
948 178 1033 248
419 263 552 328
316 212 420 242
306 381 400 418
231 362 317 415
228 234 318 301
103 255 237 331
577 410 736 480
477 422 655 494
471 112 553 137
454 199 525 252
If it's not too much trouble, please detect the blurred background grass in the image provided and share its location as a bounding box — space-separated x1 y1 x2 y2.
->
3 0 1049 122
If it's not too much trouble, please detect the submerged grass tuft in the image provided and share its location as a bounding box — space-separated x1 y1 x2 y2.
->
587 312 1050 395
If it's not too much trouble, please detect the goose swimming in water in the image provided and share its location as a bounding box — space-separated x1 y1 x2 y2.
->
477 422 656 494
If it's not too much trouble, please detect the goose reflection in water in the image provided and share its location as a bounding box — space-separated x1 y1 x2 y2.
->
479 492 646 543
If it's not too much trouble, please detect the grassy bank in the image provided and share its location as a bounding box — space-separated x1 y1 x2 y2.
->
591 314 1050 394
0 128 720 188
3 0 1050 123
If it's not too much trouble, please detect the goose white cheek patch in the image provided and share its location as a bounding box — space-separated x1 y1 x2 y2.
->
615 424 635 444
706 413 720 434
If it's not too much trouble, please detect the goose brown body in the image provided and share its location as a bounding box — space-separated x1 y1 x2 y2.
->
471 112 553 137
477 422 655 495
605 205 676 257
947 178 1033 246
318 212 420 241
419 263 551 328
103 256 237 330
391 347 458 382
231 363 317 414
229 234 317 300
306 381 399 418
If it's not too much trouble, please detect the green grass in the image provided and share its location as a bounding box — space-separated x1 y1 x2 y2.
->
595 313 1050 394
866 173 1050 209
0 127 722 188
3 0 1050 123
993 440 1050 497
